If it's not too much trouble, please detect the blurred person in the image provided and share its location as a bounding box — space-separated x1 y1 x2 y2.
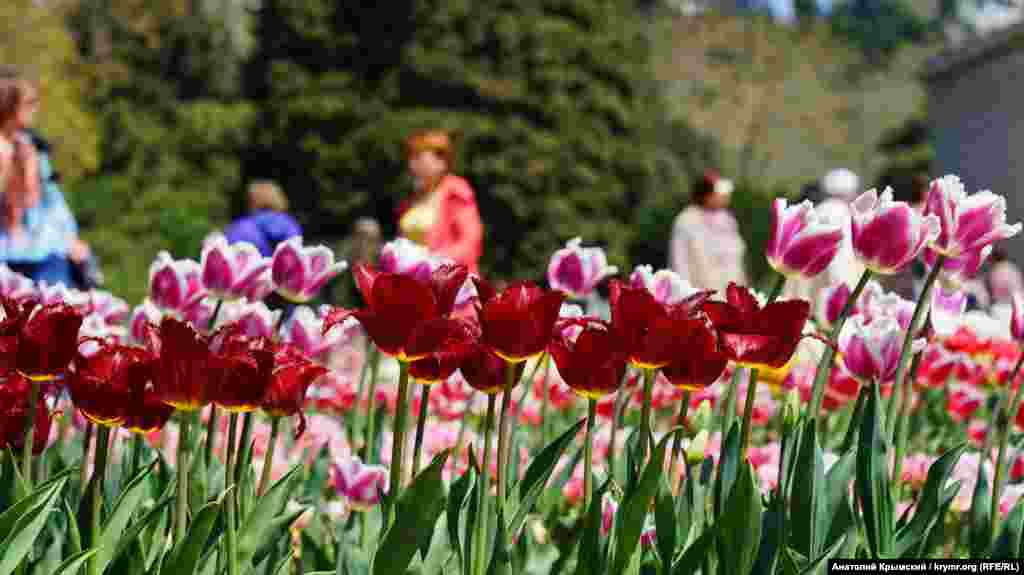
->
987 249 1023 306
330 217 381 307
669 170 747 292
398 129 483 273
224 180 302 257
783 168 865 305
0 71 94 287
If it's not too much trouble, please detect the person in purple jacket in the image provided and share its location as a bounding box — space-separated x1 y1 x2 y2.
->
224 180 302 257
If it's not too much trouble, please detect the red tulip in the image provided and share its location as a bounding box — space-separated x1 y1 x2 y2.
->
660 321 728 391
207 325 277 413
702 284 810 369
408 318 479 385
474 279 565 363
322 263 468 362
151 316 217 411
0 373 51 454
123 389 175 434
260 343 330 433
460 343 525 395
69 339 156 426
608 280 714 369
0 297 84 380
548 318 628 399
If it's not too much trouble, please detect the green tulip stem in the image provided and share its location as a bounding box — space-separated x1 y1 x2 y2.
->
224 414 240 575
495 361 519 507
991 353 1024 544
668 391 691 492
411 383 432 478
257 417 281 497
203 299 225 470
22 380 39 488
638 367 656 461
475 394 498 575
363 346 381 463
175 415 192 542
583 399 598 511
388 362 411 527
891 349 926 489
89 425 112 575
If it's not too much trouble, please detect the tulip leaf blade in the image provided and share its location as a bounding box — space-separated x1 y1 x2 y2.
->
969 464 992 556
164 488 227 575
0 473 68 575
95 460 158 573
992 499 1024 559
509 418 586 537
237 462 303 567
574 480 611 575
109 486 174 570
892 443 966 557
372 450 450 575
610 430 679 575
486 501 511 575
717 461 763 575
655 477 677 570
447 464 475 571
855 384 893 558
43 548 98 575
789 421 826 559
713 422 741 519
670 523 717 575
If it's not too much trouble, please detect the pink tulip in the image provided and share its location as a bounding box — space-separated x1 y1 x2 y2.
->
547 237 617 298
333 457 388 511
601 494 617 536
766 198 844 279
148 251 206 312
818 283 851 330
922 244 992 284
87 290 130 324
201 234 272 301
925 175 1022 258
0 264 36 300
283 305 355 361
863 291 915 331
129 299 163 344
378 238 444 281
37 281 91 311
839 315 925 383
1012 293 1024 342
217 299 281 339
850 188 940 274
271 237 348 303
628 265 700 304
930 286 967 338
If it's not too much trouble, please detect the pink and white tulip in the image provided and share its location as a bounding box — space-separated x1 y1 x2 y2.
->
200 234 272 301
148 251 206 312
0 264 35 300
217 299 282 339
930 286 968 338
129 299 163 344
628 265 700 304
332 457 387 511
839 315 925 383
925 175 1021 258
87 290 130 324
1012 293 1024 342
271 237 348 303
850 188 940 274
284 305 357 360
818 283 851 330
547 237 617 298
766 198 844 279
923 244 992 286
378 238 444 282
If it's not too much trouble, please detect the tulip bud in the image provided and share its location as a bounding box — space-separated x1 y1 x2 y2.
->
547 237 617 299
782 389 801 429
691 399 712 432
766 198 844 279
686 429 709 466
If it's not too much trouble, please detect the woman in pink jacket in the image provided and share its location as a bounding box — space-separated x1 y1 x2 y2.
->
397 130 484 273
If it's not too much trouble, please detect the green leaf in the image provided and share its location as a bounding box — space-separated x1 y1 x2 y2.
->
655 477 677 569
509 418 587 537
43 548 98 575
670 525 717 575
751 492 784 575
713 422 740 519
575 481 611 575
992 499 1024 559
164 488 228 575
238 463 304 567
447 464 476 570
61 498 83 557
892 443 966 557
486 502 511 575
717 462 762 575
610 430 679 575
839 390 867 455
969 459 992 556
463 482 480 575
0 473 69 575
798 533 849 575
109 485 175 571
95 461 158 573
789 421 825 559
854 384 893 558
372 450 450 575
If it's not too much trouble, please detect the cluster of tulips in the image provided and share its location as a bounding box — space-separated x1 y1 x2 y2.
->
2 173 1024 575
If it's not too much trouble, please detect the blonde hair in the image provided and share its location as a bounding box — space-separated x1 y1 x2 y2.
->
248 180 288 212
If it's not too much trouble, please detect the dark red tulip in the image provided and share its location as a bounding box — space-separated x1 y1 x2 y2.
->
660 321 728 391
702 283 810 369
474 279 565 364
322 263 469 362
208 324 277 413
0 297 84 380
548 318 628 399
408 318 479 384
261 343 330 430
123 388 175 434
69 339 156 426
0 373 51 454
609 280 714 369
151 316 216 411
459 344 525 395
